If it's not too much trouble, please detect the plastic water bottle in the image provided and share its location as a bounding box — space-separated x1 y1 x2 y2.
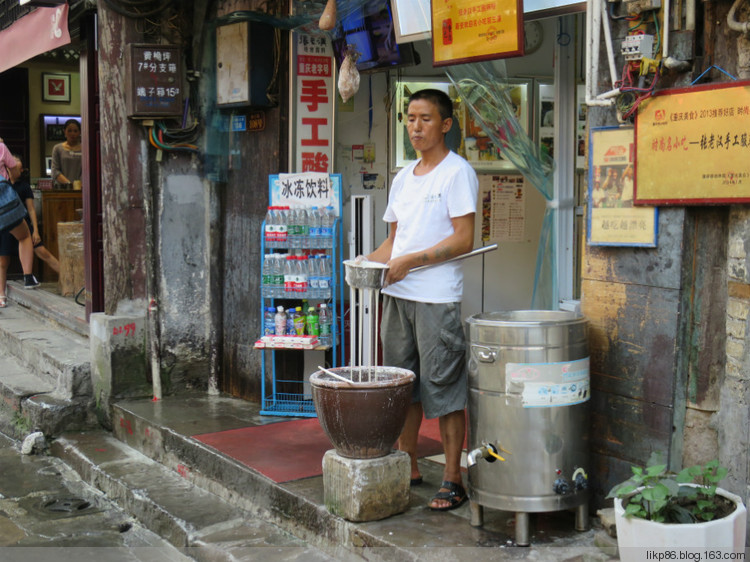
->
318 255 331 298
273 254 285 298
321 206 335 248
284 255 295 293
307 255 320 299
274 306 287 336
297 255 308 293
263 306 275 336
286 306 296 335
308 206 320 245
262 254 272 297
264 207 276 244
306 306 320 337
318 303 332 347
277 206 289 244
288 207 300 248
299 207 309 247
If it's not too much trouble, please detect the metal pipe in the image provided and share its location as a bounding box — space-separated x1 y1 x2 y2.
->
728 0 750 33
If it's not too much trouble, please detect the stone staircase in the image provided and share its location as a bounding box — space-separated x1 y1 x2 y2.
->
0 282 95 439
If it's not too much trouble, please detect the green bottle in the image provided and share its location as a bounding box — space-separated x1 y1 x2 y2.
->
306 306 319 336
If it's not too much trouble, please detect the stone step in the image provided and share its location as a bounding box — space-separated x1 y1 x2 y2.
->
0 295 91 401
50 431 336 561
7 280 89 339
108 400 415 560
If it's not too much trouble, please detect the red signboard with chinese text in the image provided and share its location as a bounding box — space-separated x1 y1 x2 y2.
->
294 35 334 173
635 80 750 205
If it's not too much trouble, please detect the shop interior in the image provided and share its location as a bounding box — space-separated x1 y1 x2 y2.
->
0 56 84 302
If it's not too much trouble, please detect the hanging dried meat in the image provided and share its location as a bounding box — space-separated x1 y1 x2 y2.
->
338 47 360 103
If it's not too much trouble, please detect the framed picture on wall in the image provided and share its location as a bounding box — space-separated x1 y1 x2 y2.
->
42 73 71 103
46 123 66 141
391 77 530 171
588 126 658 247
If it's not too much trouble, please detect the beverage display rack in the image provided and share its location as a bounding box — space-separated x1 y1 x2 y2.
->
259 173 345 417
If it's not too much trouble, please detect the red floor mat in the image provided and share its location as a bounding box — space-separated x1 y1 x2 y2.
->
194 416 444 483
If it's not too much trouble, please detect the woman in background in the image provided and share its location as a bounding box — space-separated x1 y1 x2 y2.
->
51 119 82 188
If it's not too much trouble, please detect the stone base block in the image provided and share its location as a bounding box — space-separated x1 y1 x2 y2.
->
323 449 410 522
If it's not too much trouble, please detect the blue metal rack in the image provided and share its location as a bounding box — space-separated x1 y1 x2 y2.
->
259 174 345 417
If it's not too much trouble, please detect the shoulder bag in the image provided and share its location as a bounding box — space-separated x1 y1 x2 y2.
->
0 179 27 233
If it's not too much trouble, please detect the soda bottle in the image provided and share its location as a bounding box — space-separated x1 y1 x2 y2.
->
318 303 332 347
274 306 287 336
306 306 320 337
263 306 275 336
294 306 306 335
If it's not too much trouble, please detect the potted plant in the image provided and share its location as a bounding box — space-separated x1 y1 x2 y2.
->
608 453 747 561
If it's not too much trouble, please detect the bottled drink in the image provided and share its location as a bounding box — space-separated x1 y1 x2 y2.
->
284 255 295 293
318 303 332 347
262 254 272 297
263 306 275 336
273 254 285 298
307 255 320 299
308 206 320 245
286 306 296 335
277 206 289 244
318 255 331 298
288 207 300 248
297 255 308 293
274 305 287 336
321 206 335 248
294 306 306 335
264 207 277 244
306 306 320 337
299 207 309 247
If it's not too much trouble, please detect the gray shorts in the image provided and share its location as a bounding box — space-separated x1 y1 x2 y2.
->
380 295 467 419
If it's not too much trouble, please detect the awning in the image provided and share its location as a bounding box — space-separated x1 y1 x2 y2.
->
0 4 70 74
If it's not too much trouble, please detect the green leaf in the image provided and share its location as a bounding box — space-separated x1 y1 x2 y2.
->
625 503 643 517
670 505 695 524
676 468 694 483
645 464 667 477
660 478 681 495
697 499 714 510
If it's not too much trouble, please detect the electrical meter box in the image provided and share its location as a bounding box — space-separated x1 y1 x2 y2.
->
216 20 277 108
125 44 184 118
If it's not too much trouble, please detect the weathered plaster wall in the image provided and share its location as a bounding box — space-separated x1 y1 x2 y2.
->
723 207 750 514
158 173 214 390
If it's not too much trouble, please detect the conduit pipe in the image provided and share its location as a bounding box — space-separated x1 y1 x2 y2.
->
728 0 750 33
585 0 617 106
663 0 693 70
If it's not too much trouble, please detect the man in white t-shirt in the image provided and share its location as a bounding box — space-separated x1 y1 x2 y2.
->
366 89 478 511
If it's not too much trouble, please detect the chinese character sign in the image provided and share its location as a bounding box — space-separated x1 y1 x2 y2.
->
635 81 750 204
432 0 523 66
294 34 334 173
589 127 657 247
270 173 342 217
128 44 183 117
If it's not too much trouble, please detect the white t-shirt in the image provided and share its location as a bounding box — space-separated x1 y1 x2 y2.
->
382 151 478 303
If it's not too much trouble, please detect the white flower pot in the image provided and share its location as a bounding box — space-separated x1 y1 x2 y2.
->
614 485 747 562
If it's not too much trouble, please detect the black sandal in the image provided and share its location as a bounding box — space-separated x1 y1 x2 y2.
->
429 480 467 511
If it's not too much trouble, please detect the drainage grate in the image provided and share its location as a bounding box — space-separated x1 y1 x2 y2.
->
43 497 92 513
